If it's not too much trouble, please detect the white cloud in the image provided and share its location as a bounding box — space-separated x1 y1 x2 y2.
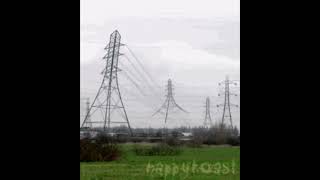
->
158 40 239 68
81 0 240 25
80 42 105 64
130 40 239 83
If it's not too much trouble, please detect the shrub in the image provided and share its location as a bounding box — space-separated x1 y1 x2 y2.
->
227 136 240 146
164 136 181 147
189 128 207 147
186 139 203 148
80 135 121 162
189 125 241 146
149 138 162 143
213 130 228 145
114 136 129 143
133 144 181 156
131 137 144 143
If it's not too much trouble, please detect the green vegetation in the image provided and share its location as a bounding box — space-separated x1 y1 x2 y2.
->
80 136 121 162
133 143 182 156
80 143 240 180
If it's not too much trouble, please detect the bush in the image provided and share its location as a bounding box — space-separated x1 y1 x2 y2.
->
190 125 240 146
80 135 121 162
133 144 181 156
227 136 240 146
189 128 207 147
149 138 162 143
114 136 129 143
213 131 228 145
186 139 203 148
131 137 144 143
164 136 181 147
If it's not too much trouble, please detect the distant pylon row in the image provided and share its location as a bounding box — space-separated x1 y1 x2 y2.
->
152 76 239 130
204 76 239 129
80 30 239 136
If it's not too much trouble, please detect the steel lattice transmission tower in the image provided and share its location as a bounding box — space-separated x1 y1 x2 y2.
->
83 98 92 129
203 97 213 128
217 76 239 129
81 30 132 136
153 79 188 124
80 97 92 128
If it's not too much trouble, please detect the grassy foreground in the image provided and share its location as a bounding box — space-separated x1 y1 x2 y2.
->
80 144 240 180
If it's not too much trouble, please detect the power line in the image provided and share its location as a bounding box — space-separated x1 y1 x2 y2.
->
121 70 147 97
125 45 161 89
122 55 161 96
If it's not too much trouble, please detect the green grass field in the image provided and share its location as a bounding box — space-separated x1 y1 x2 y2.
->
80 144 240 180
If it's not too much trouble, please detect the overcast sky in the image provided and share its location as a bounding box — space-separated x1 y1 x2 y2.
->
80 0 240 129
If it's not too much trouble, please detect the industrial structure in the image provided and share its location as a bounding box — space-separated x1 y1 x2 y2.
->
81 30 132 136
80 30 240 138
153 79 188 125
203 97 213 128
217 76 239 129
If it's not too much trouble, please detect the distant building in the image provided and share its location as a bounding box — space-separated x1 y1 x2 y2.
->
181 132 193 137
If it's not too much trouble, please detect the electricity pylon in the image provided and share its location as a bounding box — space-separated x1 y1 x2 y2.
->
153 79 188 125
203 97 213 128
80 97 91 129
217 76 239 129
81 30 132 136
